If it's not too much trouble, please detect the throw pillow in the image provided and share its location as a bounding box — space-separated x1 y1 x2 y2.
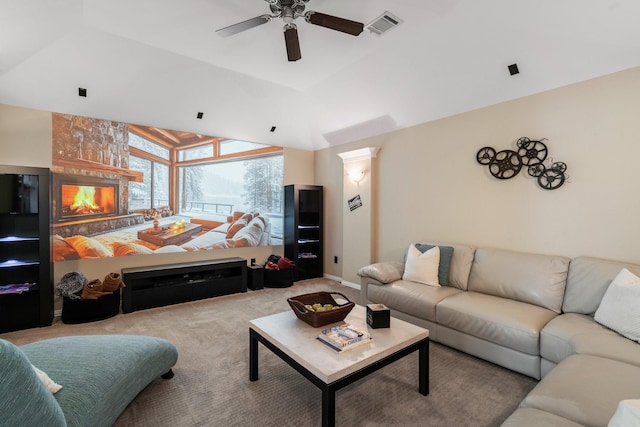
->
232 222 263 247
226 219 247 239
52 234 80 261
31 365 62 394
402 244 441 287
594 268 640 342
64 235 113 258
415 243 454 286
112 242 153 257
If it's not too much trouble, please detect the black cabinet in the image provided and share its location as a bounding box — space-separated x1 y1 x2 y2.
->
0 165 53 333
121 258 247 313
247 265 264 290
284 185 323 280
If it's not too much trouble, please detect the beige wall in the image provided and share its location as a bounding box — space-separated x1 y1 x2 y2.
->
0 104 315 309
0 104 52 168
283 147 314 185
316 66 640 280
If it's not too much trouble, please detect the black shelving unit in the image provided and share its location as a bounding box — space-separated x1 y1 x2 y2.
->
284 184 323 280
0 165 53 333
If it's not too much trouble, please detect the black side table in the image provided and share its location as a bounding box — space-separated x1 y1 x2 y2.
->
248 265 264 290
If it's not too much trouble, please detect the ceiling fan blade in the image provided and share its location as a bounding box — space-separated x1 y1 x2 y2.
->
216 14 272 37
284 24 301 62
305 12 364 36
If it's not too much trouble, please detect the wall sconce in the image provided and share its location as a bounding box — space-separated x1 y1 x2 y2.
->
348 169 365 183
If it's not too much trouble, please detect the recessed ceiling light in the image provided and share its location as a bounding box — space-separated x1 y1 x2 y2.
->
78 88 87 97
270 126 276 132
508 63 520 76
196 112 204 119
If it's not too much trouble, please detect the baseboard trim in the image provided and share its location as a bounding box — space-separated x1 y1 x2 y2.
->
52 278 360 318
323 274 360 290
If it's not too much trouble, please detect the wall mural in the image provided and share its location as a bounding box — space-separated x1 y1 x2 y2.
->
52 113 283 261
476 137 568 190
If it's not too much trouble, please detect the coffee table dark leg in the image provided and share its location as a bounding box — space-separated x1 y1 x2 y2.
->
419 339 429 395
249 329 259 381
322 386 336 427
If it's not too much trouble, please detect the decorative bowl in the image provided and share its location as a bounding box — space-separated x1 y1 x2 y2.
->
287 291 355 328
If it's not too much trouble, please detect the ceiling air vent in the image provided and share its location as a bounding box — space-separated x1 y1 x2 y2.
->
366 11 403 35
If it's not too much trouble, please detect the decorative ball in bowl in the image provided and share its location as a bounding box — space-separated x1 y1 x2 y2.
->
287 291 355 328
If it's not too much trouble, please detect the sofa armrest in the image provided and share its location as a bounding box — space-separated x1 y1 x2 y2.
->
0 339 66 426
358 261 404 284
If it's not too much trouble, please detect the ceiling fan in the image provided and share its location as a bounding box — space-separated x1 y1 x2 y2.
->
216 0 364 62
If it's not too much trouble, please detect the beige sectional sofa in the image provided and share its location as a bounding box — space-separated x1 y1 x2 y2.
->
358 243 640 427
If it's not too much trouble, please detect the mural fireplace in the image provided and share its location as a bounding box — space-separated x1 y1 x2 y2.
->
55 175 119 222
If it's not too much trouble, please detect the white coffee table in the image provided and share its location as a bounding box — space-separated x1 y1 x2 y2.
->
249 305 430 427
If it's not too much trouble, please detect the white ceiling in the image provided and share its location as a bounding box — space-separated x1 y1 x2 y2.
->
1 0 639 151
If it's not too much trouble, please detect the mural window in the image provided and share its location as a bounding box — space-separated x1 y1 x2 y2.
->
129 133 170 160
219 140 266 156
177 155 283 241
128 156 170 210
179 145 213 161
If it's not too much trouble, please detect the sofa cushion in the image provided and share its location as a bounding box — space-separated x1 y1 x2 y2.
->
467 248 570 313
420 242 475 291
563 256 640 315
366 279 463 322
402 245 440 287
21 335 178 427
594 268 640 342
436 291 558 355
502 407 584 427
0 339 66 426
520 354 640 427
180 230 227 251
541 313 640 367
415 243 454 286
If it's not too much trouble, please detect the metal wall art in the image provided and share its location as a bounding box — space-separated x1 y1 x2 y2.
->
476 137 568 190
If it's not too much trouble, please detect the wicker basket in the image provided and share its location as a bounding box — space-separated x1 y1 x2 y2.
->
287 291 355 328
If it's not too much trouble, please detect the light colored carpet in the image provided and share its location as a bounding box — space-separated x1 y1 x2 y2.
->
1 278 537 426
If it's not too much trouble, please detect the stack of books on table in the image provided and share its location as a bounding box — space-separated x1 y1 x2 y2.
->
317 323 372 353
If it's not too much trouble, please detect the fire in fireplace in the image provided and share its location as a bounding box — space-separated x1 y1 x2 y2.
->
55 175 119 222
62 185 115 216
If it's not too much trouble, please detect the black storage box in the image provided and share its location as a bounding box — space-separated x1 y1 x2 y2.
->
264 267 295 288
248 265 264 290
61 289 121 324
366 303 390 329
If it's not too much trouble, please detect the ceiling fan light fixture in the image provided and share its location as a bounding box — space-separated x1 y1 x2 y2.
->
282 5 295 23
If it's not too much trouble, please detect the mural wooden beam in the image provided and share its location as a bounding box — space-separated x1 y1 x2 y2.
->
53 157 144 182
